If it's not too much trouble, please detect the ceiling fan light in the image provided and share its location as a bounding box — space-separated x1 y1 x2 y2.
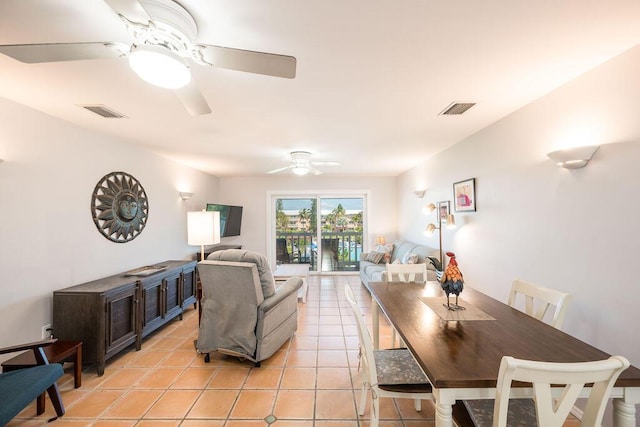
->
129 45 191 89
292 166 310 176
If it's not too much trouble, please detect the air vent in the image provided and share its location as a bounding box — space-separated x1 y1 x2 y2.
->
80 105 127 119
439 102 476 116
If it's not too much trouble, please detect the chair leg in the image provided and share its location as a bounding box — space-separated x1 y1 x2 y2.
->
46 382 65 418
414 398 422 411
358 384 367 416
371 394 380 427
37 392 46 415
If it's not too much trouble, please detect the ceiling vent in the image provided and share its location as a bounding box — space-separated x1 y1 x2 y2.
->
439 102 476 116
80 105 127 118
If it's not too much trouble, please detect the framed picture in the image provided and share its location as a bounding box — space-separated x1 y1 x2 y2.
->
438 201 450 224
453 178 476 212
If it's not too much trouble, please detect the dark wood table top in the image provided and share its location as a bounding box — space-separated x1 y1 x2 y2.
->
368 281 640 390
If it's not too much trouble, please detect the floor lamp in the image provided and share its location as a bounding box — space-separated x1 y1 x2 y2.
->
423 202 456 267
188 210 220 261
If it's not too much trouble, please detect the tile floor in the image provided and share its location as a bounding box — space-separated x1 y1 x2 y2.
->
9 274 580 426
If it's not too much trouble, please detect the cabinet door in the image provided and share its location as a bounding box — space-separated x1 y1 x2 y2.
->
163 271 182 319
141 278 164 334
105 284 138 356
182 265 197 307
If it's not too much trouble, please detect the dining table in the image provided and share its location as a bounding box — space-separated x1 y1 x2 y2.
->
366 280 640 427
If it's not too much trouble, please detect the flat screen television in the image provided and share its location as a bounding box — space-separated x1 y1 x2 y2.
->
206 203 243 237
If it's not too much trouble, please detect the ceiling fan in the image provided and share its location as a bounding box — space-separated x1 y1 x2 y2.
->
268 151 341 176
0 0 296 116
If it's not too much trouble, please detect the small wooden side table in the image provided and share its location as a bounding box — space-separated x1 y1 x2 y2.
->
1 340 82 388
273 263 310 303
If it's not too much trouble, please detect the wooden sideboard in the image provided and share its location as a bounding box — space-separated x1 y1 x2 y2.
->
52 260 197 375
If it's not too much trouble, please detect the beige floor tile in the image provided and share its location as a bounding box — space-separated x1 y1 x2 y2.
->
160 350 198 366
102 389 163 418
318 315 343 325
318 325 344 336
244 367 283 389
316 367 353 389
93 421 138 427
274 421 314 426
170 367 218 389
135 367 184 389
260 349 288 367
280 367 317 389
394 397 436 420
229 389 277 419
98 367 148 389
207 367 250 388
127 350 169 367
290 336 318 350
144 390 201 418
180 421 225 427
273 389 315 419
318 336 346 350
135 420 180 426
315 390 357 419
187 389 239 418
317 350 349 367
314 422 358 427
64 390 125 418
224 421 267 426
285 350 317 367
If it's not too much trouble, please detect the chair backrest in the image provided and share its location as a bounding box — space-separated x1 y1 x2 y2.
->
493 355 630 427
344 285 378 386
508 279 571 329
385 263 427 283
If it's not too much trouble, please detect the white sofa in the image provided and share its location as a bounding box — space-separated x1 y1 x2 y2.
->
359 240 439 287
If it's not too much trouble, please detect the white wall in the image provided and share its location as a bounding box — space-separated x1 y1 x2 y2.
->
0 97 218 349
398 45 640 367
216 175 397 258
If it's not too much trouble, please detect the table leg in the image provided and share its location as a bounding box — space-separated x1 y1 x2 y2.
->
434 389 455 427
372 298 379 350
612 398 637 427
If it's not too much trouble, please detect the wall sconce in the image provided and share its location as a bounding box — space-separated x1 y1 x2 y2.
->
423 202 456 266
414 189 426 199
547 145 599 169
179 191 193 200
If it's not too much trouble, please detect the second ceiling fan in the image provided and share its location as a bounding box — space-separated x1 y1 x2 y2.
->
268 151 341 176
0 0 297 116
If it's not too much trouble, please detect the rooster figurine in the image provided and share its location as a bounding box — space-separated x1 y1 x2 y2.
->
440 251 465 310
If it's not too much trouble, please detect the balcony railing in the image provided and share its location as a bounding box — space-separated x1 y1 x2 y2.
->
276 231 363 272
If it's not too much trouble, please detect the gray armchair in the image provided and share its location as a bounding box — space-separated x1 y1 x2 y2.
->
196 249 302 366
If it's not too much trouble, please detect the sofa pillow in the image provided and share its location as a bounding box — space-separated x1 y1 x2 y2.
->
401 252 419 264
365 251 385 264
375 243 394 263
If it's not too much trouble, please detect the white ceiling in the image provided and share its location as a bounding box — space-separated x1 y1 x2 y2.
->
1 0 639 176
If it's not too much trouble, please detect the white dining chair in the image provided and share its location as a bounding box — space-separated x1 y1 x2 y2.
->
492 355 630 427
385 262 428 347
463 279 574 425
385 262 427 283
508 279 571 329
344 285 433 427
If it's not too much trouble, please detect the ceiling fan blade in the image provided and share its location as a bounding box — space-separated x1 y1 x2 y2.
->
199 45 296 79
0 42 129 64
103 0 152 24
267 165 293 174
311 161 341 166
309 166 323 175
174 79 212 116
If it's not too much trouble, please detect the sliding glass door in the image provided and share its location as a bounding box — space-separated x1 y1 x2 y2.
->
273 195 365 273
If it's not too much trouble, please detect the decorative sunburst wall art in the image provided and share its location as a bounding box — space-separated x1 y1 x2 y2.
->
91 171 149 243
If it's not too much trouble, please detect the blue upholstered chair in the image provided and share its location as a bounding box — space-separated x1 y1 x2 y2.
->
0 338 65 424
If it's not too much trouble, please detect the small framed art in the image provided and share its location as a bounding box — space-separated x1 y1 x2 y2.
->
453 178 476 212
438 201 450 224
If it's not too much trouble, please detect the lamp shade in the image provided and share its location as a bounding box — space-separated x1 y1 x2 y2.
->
446 214 456 229
187 211 220 246
422 203 436 215
424 223 437 236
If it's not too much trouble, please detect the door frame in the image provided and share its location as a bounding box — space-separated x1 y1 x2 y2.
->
266 190 370 274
